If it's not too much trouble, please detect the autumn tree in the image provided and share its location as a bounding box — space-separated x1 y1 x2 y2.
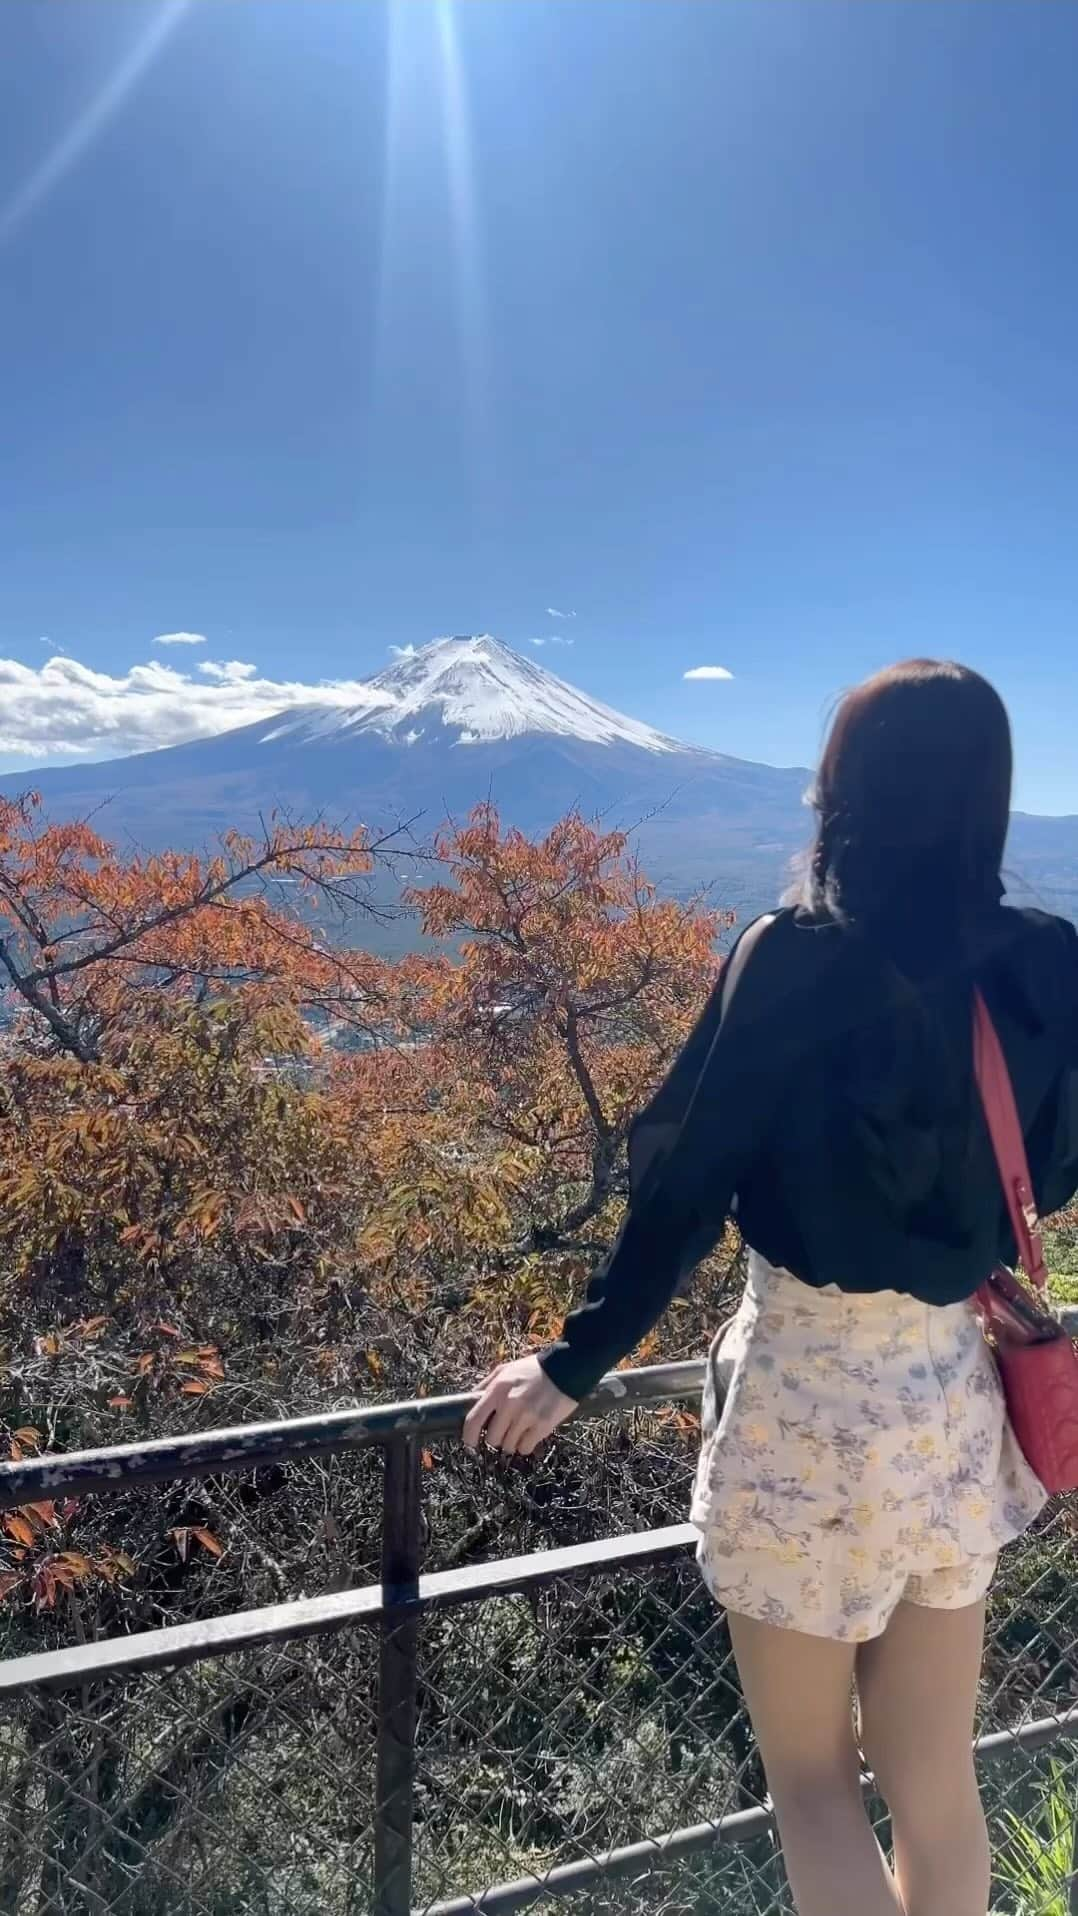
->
0 797 732 1612
0 793 406 1288
334 805 736 1353
0 800 732 1624
0 798 740 1906
0 792 411 1052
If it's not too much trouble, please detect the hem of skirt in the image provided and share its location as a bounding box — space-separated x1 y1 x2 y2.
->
698 1571 892 1643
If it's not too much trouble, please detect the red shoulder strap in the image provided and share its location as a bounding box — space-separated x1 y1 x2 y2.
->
973 987 1047 1290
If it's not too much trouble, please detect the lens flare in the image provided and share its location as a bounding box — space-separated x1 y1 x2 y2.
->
1 0 190 247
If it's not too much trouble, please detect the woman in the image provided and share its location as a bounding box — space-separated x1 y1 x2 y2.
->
464 660 1078 1916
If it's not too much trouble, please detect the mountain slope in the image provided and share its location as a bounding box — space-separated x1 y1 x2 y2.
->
2 636 1074 940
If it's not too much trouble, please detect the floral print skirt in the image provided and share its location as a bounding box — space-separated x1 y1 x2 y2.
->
692 1254 1046 1642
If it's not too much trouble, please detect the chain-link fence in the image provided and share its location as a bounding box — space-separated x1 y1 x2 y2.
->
1 1366 1076 1916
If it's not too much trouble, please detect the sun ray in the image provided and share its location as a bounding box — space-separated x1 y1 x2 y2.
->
1 0 190 247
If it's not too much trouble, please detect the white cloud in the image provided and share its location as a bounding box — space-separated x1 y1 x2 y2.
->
0 652 380 768
529 637 546 648
389 643 417 659
683 665 734 681
198 659 258 683
153 631 207 647
547 606 576 620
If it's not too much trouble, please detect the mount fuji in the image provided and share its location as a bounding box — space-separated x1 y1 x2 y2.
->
2 636 1075 943
260 634 683 756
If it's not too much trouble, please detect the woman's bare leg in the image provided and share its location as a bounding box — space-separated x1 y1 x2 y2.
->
727 1611 903 1916
856 1598 990 1916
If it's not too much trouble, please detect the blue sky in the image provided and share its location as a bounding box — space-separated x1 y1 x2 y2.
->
3 0 1078 810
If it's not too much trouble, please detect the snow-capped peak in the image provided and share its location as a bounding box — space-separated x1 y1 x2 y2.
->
260 636 679 754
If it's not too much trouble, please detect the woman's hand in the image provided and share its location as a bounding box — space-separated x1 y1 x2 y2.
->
462 1355 578 1456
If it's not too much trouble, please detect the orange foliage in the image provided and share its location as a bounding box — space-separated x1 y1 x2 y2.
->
0 798 733 1608
333 806 729 1337
0 793 384 1061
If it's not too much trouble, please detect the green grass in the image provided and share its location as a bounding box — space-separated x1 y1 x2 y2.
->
1046 1218 1078 1302
995 1761 1077 1915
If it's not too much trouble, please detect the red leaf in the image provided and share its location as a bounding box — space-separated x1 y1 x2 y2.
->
32 1568 56 1610
0 1572 22 1600
191 1527 224 1559
108 1396 133 1411
180 1380 209 1396
3 1515 35 1549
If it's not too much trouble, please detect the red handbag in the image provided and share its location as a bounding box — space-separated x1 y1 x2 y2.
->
974 987 1078 1495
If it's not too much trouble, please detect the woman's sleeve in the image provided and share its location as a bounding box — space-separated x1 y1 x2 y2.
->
539 922 790 1402
1064 918 1078 1061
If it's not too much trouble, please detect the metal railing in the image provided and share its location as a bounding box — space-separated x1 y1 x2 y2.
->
0 1363 1076 1914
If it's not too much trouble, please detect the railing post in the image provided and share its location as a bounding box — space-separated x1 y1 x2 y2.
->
373 1437 423 1916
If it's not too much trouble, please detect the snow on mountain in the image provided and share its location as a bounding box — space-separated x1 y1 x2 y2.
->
259 635 680 754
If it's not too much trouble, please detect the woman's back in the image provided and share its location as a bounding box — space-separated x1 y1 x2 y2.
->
729 900 1078 1306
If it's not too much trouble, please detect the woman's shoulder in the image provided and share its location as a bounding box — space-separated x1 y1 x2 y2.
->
731 904 843 953
721 906 852 1033
997 904 1077 964
994 906 1078 1028
734 904 850 976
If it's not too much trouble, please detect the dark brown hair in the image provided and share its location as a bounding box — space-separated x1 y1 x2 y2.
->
808 660 1012 927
